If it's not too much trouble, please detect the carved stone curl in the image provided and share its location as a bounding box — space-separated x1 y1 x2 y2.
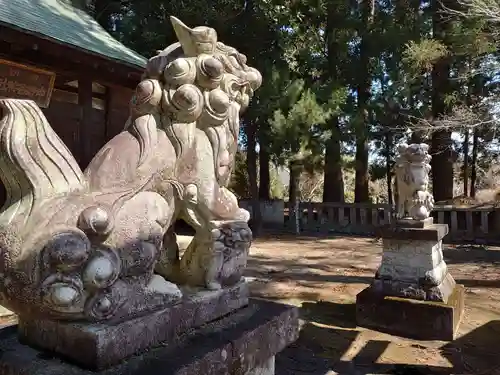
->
167 220 252 290
0 16 261 322
394 143 435 220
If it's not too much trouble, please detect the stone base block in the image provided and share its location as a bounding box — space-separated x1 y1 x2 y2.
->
0 299 298 375
373 272 457 303
18 281 250 370
379 223 448 241
396 217 433 228
356 284 465 341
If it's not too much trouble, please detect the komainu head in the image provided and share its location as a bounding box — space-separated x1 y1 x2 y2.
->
132 16 262 127
395 143 432 192
127 17 262 185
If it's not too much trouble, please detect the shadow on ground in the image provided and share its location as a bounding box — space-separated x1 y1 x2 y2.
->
440 320 500 374
274 318 452 375
443 245 500 265
444 245 500 288
246 251 374 285
276 316 500 375
275 322 356 375
300 301 358 329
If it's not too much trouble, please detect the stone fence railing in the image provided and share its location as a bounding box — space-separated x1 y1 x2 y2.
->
284 201 392 236
240 199 500 244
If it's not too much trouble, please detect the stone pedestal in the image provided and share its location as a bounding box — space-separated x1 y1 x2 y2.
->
356 284 465 341
0 299 298 375
356 222 465 340
18 282 250 370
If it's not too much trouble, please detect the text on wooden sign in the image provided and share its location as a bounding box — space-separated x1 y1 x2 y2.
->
0 59 56 108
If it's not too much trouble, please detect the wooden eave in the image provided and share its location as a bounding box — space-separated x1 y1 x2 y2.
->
0 23 143 89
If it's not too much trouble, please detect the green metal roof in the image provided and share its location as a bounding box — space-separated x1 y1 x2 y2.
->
0 0 147 69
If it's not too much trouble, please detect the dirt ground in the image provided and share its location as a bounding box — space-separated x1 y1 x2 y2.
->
247 235 500 375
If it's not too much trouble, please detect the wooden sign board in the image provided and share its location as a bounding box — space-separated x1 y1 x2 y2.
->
0 59 56 108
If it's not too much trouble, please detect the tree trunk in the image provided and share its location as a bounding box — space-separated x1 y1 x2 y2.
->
463 129 470 197
324 0 346 203
431 130 454 202
393 174 399 213
470 129 478 198
396 0 424 145
462 61 473 197
431 0 454 202
323 118 345 202
245 122 261 235
355 136 370 202
288 159 300 232
258 147 271 200
386 132 393 205
354 0 374 203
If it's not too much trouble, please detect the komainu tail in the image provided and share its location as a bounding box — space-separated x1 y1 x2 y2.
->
0 99 85 226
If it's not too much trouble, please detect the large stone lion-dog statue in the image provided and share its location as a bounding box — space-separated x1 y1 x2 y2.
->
0 17 261 321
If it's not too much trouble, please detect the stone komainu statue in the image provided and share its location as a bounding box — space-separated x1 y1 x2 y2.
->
0 17 261 321
393 143 434 220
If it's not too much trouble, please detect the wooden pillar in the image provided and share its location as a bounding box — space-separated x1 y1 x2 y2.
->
104 88 113 141
104 87 134 141
480 211 489 235
78 78 93 168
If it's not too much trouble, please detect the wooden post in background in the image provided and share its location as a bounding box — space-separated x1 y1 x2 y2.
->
78 78 93 168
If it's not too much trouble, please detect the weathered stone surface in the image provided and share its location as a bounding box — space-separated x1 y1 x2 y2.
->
356 284 465 341
374 233 454 303
396 217 433 228
246 356 275 375
393 143 434 220
373 272 457 302
0 299 298 375
18 281 250 370
379 224 448 242
169 220 252 291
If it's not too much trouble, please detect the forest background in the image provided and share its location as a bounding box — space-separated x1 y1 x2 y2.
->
71 0 500 221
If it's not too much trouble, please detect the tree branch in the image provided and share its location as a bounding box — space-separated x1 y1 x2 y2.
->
444 0 500 25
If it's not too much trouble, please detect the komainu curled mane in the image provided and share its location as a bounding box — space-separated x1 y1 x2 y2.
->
0 17 261 322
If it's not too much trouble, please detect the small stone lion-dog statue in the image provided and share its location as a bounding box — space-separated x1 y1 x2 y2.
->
393 143 435 221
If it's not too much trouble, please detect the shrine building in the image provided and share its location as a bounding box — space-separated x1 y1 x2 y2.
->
0 0 146 169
